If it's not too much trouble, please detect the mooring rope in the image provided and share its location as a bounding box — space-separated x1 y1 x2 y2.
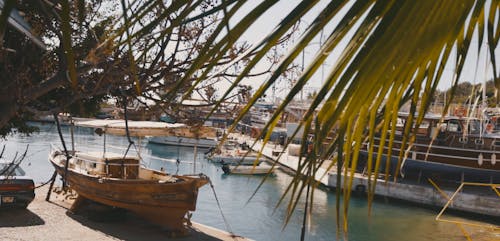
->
207 178 241 240
35 174 56 189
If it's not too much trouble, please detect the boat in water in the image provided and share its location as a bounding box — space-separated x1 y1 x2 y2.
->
148 136 217 149
221 163 275 175
360 112 500 183
147 124 218 149
209 153 262 166
206 141 263 166
49 119 210 235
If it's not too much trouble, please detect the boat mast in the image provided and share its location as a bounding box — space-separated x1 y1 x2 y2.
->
176 139 180 174
122 103 135 158
103 130 106 157
70 116 75 152
193 138 198 173
53 113 70 188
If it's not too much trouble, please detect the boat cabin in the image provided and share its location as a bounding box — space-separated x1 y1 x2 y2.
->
397 113 500 149
73 152 140 179
68 152 180 182
398 113 481 136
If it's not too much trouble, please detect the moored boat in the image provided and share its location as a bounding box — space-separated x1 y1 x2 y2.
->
360 113 500 183
148 135 217 149
207 148 264 165
206 141 263 165
221 163 275 175
208 154 262 166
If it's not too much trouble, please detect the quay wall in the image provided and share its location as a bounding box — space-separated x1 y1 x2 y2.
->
230 133 500 218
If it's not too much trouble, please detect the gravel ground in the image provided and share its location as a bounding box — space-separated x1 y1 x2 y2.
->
0 186 248 241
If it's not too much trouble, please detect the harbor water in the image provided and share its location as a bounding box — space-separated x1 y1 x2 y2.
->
3 123 498 241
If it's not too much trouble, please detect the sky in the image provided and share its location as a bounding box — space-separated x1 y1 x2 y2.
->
222 0 499 102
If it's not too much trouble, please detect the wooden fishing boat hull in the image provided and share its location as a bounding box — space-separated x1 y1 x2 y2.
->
49 151 208 234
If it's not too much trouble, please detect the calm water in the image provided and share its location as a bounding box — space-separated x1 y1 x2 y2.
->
3 123 498 241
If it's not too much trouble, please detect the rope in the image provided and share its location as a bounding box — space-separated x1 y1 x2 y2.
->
35 175 56 189
207 178 240 240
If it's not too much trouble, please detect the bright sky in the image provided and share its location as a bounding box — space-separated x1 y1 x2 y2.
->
227 0 499 102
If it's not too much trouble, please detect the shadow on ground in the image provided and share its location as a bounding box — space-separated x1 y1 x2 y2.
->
0 208 45 227
64 204 224 241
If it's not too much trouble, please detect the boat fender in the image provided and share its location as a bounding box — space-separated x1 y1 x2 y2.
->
454 107 466 117
491 153 496 166
478 153 483 166
486 124 494 133
411 151 417 160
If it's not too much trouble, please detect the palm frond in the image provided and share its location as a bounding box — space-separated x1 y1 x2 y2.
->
35 0 498 235
200 0 491 233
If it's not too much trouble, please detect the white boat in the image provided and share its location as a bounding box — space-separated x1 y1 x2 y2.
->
206 141 263 165
221 164 276 175
148 136 217 149
208 153 262 166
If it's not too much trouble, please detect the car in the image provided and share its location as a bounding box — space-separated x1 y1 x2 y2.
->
0 161 35 209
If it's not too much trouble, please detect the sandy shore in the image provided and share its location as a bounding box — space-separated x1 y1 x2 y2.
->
0 185 249 241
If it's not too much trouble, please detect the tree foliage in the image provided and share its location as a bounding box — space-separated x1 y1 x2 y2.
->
0 0 293 136
435 80 498 106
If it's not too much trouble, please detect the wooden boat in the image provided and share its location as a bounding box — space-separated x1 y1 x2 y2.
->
360 112 500 183
221 163 275 175
49 119 211 235
49 150 208 234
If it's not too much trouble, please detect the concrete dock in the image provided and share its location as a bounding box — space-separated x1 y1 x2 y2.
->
0 186 251 241
230 133 500 218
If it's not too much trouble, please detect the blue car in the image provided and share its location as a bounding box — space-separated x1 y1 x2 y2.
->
0 161 35 209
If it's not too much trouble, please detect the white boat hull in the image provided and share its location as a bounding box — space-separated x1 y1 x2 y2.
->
221 164 275 175
149 136 217 149
208 155 262 165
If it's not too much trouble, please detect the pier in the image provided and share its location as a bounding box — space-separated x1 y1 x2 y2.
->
230 133 500 218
